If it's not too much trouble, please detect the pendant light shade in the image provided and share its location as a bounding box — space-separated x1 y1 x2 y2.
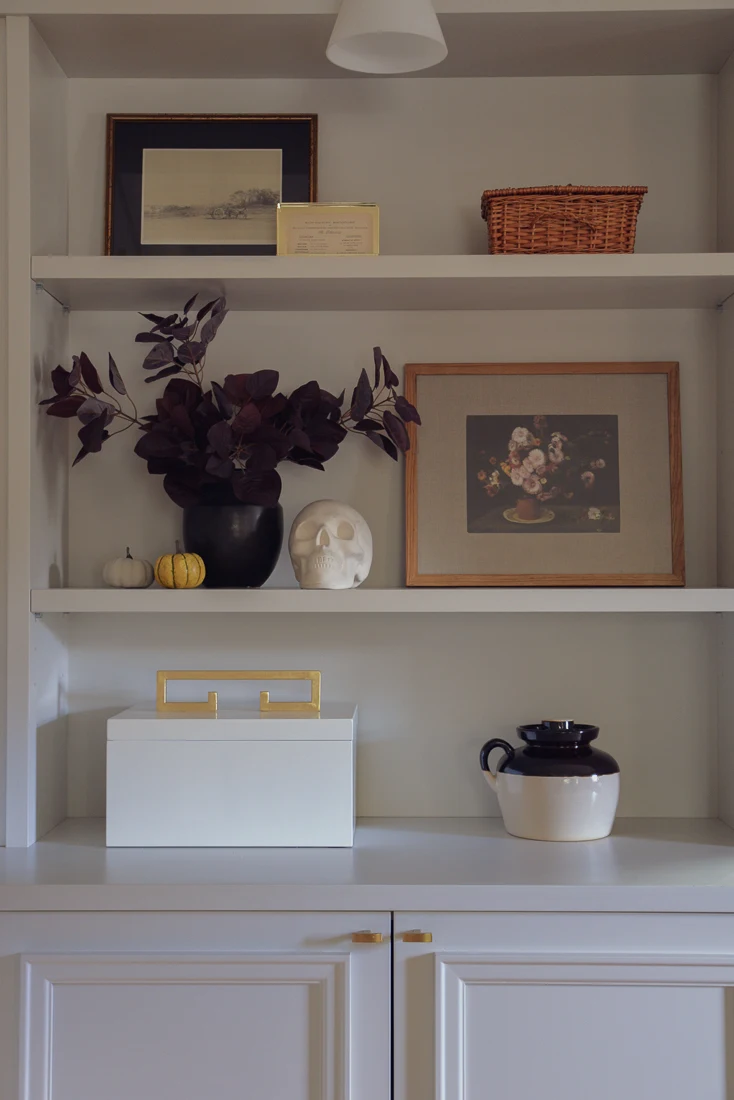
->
327 0 448 74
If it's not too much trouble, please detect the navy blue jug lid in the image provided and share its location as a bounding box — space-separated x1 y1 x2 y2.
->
481 719 618 779
517 719 599 745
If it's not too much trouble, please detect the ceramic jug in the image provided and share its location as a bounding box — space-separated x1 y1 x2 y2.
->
480 719 620 842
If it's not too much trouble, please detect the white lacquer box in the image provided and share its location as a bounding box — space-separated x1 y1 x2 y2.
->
106 703 357 848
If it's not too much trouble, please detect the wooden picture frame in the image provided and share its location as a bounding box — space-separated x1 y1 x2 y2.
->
105 113 318 256
405 362 684 587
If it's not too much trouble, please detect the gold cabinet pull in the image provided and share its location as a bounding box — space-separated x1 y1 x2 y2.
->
402 930 433 943
352 931 384 944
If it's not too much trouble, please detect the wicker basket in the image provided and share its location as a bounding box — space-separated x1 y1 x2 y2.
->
480 185 647 255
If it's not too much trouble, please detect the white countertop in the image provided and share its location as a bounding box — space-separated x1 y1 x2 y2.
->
2 817 734 912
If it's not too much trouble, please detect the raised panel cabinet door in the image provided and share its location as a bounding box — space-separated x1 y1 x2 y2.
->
394 913 734 1100
20 918 390 1100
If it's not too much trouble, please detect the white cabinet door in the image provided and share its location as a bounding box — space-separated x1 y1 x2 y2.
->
13 912 390 1100
394 912 734 1100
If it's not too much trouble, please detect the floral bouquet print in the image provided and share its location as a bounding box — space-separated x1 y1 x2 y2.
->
468 414 619 534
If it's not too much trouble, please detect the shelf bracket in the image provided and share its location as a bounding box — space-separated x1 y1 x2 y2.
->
34 280 70 313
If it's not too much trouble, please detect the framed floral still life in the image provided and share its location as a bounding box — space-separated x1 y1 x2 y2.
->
405 363 684 587
106 114 317 256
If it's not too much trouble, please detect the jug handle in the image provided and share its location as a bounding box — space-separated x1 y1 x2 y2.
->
480 739 515 791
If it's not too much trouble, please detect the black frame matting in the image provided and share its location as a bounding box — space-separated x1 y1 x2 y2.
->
105 114 318 256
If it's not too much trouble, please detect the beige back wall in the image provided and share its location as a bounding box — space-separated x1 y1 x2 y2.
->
66 74 717 256
66 308 717 589
0 18 7 844
66 611 717 819
50 69 722 824
61 307 719 821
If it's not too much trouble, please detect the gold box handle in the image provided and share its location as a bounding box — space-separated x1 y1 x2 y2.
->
156 670 321 715
402 931 433 943
352 932 384 944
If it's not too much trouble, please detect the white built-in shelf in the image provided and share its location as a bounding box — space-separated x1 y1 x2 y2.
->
31 254 734 312
29 586 734 614
2 817 734 913
15 3 734 79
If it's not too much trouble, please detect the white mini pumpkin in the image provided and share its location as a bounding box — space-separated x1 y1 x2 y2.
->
103 548 154 589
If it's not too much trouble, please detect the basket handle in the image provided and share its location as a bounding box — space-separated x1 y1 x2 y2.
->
522 204 601 234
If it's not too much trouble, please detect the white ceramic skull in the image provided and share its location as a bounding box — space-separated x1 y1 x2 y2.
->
289 500 373 590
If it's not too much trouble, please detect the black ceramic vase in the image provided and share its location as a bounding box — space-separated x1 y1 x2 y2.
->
182 504 284 588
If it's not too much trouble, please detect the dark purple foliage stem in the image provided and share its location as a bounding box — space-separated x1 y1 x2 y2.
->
40 297 420 508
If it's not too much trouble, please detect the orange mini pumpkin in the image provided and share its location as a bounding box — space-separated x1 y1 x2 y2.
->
155 541 206 589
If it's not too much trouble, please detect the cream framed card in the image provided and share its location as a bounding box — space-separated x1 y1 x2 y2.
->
277 202 379 255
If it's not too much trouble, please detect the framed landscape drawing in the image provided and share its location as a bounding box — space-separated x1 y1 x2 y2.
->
106 114 317 256
405 363 684 587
